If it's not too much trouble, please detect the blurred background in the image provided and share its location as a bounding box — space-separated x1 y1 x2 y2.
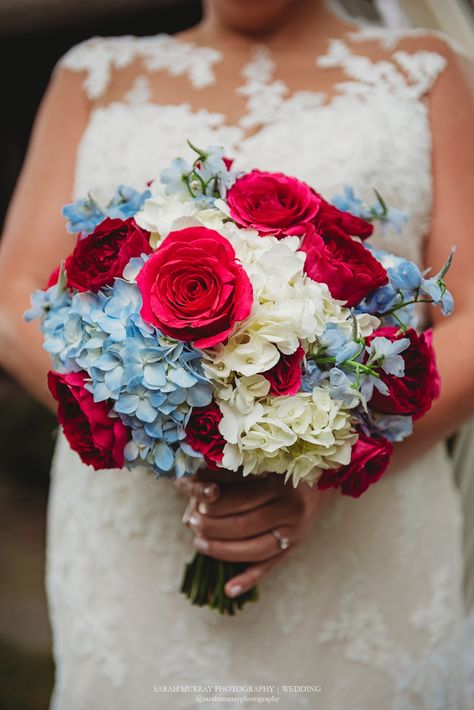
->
0 1 473 709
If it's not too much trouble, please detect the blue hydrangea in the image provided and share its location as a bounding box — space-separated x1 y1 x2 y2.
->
26 262 213 478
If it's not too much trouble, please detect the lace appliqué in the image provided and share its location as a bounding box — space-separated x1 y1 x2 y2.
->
319 564 461 710
59 34 222 99
238 46 325 130
317 38 447 100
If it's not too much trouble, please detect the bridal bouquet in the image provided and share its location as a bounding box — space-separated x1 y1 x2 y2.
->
27 142 454 614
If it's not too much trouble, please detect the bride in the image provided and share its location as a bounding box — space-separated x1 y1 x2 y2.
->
0 0 473 707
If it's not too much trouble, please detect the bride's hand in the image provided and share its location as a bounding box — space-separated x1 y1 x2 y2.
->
175 470 330 599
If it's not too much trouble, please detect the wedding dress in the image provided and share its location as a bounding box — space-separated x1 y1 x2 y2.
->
46 26 470 710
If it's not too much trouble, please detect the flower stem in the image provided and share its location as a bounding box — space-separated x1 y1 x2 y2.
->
180 552 259 615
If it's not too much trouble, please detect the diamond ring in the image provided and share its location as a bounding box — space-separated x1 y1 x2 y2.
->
271 528 290 551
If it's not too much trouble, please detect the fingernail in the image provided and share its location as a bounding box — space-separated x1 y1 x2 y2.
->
203 484 217 499
181 499 195 525
227 585 243 598
198 502 208 514
189 514 200 527
193 537 209 551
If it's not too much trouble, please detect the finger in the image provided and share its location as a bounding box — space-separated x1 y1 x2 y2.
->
193 526 294 563
195 468 245 485
196 475 284 517
174 477 220 503
188 500 298 541
226 552 288 598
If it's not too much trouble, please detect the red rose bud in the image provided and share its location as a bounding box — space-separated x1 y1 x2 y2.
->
64 217 152 292
366 327 440 419
185 402 226 469
137 226 253 348
227 170 321 238
317 430 393 498
48 371 130 470
263 347 305 396
301 226 388 307
313 196 374 241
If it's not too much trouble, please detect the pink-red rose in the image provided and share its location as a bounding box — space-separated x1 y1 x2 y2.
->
366 327 440 419
63 217 152 292
137 226 253 348
48 371 129 470
317 430 393 498
263 347 305 396
227 170 321 238
301 226 388 307
185 402 226 470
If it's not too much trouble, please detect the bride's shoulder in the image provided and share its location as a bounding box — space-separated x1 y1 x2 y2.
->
344 24 468 68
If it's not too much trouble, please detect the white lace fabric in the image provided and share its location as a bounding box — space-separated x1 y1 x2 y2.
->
47 30 470 710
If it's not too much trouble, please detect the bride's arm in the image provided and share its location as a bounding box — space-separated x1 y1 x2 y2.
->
0 66 90 409
394 38 474 468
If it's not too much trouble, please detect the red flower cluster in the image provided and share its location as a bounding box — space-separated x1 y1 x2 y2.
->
48 371 129 470
263 347 305 396
52 218 152 292
227 170 385 307
318 431 393 498
185 402 226 470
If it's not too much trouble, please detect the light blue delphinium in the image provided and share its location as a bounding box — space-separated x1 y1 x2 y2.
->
62 186 151 235
331 185 409 234
327 368 366 410
318 323 361 365
331 185 372 219
365 335 410 377
160 157 194 198
355 409 413 443
160 142 240 204
419 247 455 316
106 185 151 219
301 360 325 392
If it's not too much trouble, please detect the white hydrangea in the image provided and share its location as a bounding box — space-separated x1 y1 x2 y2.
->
135 185 226 246
220 387 357 485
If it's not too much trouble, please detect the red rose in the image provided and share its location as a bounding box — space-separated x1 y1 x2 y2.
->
366 327 440 419
317 430 393 498
64 217 152 292
301 226 388 307
314 196 374 241
227 170 321 238
48 371 129 470
185 402 226 470
137 226 253 348
263 347 305 396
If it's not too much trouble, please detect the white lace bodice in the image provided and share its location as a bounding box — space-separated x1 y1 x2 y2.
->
47 28 470 710
59 30 448 265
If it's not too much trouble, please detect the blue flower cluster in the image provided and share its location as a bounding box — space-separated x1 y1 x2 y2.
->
332 185 409 234
30 259 212 477
356 246 454 327
62 185 151 235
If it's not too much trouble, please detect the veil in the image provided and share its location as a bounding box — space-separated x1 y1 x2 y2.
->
328 0 474 56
